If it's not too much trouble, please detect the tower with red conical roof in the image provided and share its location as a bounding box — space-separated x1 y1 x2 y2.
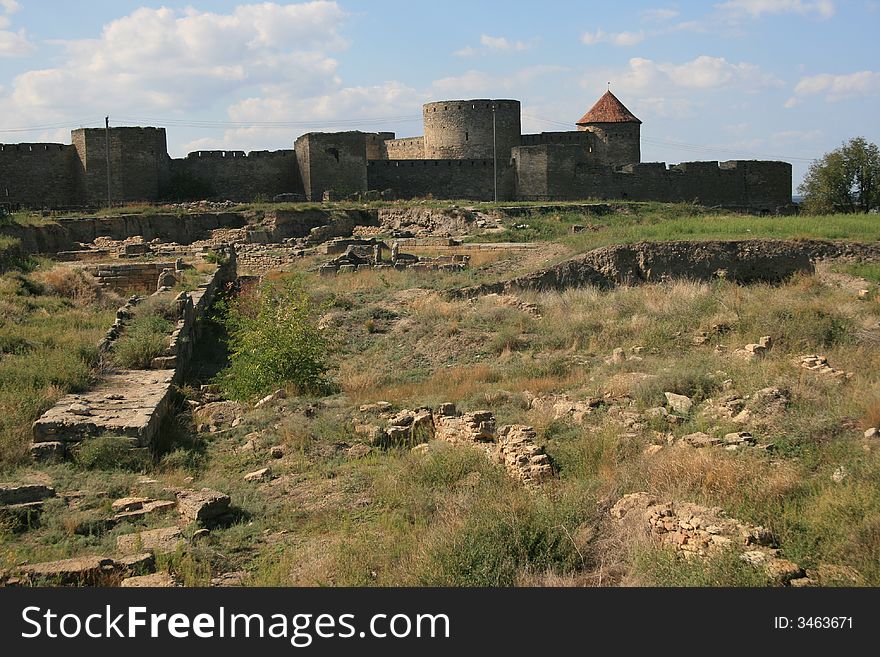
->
576 90 641 166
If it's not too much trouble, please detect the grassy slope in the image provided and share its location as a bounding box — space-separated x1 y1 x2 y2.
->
3 204 880 587
0 262 119 464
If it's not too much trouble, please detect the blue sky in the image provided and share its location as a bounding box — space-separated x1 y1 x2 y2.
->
1 1 879 190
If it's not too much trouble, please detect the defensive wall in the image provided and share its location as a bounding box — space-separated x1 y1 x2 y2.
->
367 159 515 200
0 94 793 210
0 142 79 208
169 149 303 201
512 143 791 211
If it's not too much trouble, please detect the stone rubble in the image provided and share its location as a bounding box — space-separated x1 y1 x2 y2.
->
733 336 773 361
244 467 273 482
526 393 603 425
117 527 184 555
800 355 853 380
175 488 231 525
610 492 812 586
664 392 693 415
12 553 155 586
492 425 554 487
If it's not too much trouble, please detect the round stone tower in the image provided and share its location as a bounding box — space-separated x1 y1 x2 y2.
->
576 91 641 166
422 99 521 160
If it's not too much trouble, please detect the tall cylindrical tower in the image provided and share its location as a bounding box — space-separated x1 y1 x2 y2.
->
422 99 521 160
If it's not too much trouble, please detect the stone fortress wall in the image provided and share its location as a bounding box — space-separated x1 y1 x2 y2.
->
0 92 792 211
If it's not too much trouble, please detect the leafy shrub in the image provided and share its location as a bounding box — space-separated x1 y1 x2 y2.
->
218 276 332 400
204 249 228 266
74 435 150 471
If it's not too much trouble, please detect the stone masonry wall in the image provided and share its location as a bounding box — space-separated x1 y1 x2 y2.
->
367 159 516 201
381 137 426 160
423 100 521 160
512 144 791 210
169 150 304 202
295 132 369 201
72 127 170 206
78 261 178 293
0 143 81 208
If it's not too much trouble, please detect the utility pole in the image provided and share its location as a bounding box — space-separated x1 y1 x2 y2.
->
105 116 112 208
492 103 498 204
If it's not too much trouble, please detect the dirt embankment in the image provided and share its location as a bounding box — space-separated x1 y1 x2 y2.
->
452 239 880 297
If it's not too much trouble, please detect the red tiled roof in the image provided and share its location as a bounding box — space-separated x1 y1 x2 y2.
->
576 91 641 125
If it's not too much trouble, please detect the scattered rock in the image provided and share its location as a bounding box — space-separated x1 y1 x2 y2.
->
269 445 285 459
831 466 848 483
117 527 184 555
664 392 693 415
527 393 603 424
680 432 722 448
610 493 777 562
735 336 773 360
765 558 805 584
607 347 627 365
865 427 879 439
359 401 392 414
111 497 151 513
176 488 231 524
113 500 176 522
255 389 286 409
211 571 247 587
0 484 56 506
800 355 853 380
643 444 664 456
244 467 273 483
18 554 151 586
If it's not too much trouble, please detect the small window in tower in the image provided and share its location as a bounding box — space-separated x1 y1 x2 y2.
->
325 147 340 162
465 131 469 141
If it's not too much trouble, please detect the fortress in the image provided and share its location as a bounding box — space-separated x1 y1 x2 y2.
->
0 91 792 211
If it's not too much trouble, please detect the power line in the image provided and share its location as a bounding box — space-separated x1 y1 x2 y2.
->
0 118 105 134
112 114 424 129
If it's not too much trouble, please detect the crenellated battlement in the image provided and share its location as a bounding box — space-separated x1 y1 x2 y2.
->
0 91 793 210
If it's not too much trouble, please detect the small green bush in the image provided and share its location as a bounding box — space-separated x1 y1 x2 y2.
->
74 435 150 471
218 276 332 401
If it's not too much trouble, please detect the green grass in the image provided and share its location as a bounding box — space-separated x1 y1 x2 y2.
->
0 264 118 465
469 204 880 251
110 294 177 369
833 261 880 283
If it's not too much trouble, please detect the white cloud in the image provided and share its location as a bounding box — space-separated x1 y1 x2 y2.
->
582 28 646 46
0 0 31 56
432 65 568 96
640 8 680 21
1 2 353 136
591 55 783 94
715 0 836 19
785 70 880 106
769 129 822 141
453 34 531 57
184 81 426 152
